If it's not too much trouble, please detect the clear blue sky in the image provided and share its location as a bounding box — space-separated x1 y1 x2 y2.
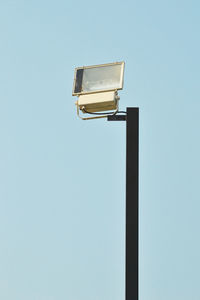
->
0 1 200 300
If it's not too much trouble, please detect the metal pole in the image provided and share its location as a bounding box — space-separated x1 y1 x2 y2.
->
126 108 139 300
108 108 139 300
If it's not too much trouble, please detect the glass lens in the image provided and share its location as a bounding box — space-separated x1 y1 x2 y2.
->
82 64 122 92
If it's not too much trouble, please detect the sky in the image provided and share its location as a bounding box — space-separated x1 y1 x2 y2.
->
0 0 200 300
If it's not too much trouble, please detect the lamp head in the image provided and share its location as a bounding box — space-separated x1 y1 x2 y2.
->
72 62 125 119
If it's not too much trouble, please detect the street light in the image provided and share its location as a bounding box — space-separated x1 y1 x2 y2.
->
72 62 125 120
72 62 139 300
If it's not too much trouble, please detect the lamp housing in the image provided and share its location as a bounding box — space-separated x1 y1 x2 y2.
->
76 91 119 113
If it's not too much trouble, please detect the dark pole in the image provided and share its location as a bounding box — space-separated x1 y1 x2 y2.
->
107 107 139 300
126 108 139 300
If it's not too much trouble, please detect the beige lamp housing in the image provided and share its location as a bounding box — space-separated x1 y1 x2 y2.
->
72 62 125 120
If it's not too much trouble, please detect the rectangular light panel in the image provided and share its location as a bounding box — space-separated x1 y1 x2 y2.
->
73 62 124 95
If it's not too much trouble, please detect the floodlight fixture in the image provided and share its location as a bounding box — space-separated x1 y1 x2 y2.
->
72 62 125 120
